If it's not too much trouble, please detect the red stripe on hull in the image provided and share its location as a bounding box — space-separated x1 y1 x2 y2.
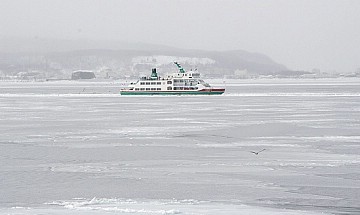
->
199 88 225 92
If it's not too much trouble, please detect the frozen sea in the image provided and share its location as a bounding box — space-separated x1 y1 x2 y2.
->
0 78 359 215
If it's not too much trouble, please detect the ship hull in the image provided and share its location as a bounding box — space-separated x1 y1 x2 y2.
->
120 89 225 95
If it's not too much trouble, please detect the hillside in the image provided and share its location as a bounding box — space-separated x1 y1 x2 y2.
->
0 38 289 79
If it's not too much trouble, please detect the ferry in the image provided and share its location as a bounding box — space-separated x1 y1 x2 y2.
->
120 62 225 95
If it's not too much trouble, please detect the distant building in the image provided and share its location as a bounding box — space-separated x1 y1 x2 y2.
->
233 69 249 79
16 71 46 80
95 67 117 79
71 70 96 80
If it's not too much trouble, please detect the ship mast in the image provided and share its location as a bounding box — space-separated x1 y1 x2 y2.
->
174 62 185 73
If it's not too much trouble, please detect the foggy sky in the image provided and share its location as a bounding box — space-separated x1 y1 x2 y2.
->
1 0 360 73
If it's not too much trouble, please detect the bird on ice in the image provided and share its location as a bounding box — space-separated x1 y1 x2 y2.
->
250 149 266 155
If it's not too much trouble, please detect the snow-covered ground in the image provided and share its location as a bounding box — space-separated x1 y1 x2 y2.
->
0 79 359 214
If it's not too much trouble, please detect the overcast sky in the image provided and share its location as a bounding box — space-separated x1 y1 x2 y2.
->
1 0 360 73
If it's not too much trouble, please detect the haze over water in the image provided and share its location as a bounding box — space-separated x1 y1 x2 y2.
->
0 78 359 214
1 0 360 73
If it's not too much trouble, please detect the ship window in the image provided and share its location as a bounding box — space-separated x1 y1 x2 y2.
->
167 86 172 90
135 88 139 91
151 88 156 90
151 82 156 85
167 81 172 84
140 88 145 90
146 88 150 90
140 82 145 85
157 88 161 90
157 82 161 85
146 82 150 85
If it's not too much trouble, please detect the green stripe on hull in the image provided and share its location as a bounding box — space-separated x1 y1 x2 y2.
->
120 91 224 95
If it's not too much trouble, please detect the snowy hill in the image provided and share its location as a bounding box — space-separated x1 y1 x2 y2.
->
0 38 289 79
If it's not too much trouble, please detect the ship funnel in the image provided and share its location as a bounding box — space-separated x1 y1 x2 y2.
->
151 68 158 79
